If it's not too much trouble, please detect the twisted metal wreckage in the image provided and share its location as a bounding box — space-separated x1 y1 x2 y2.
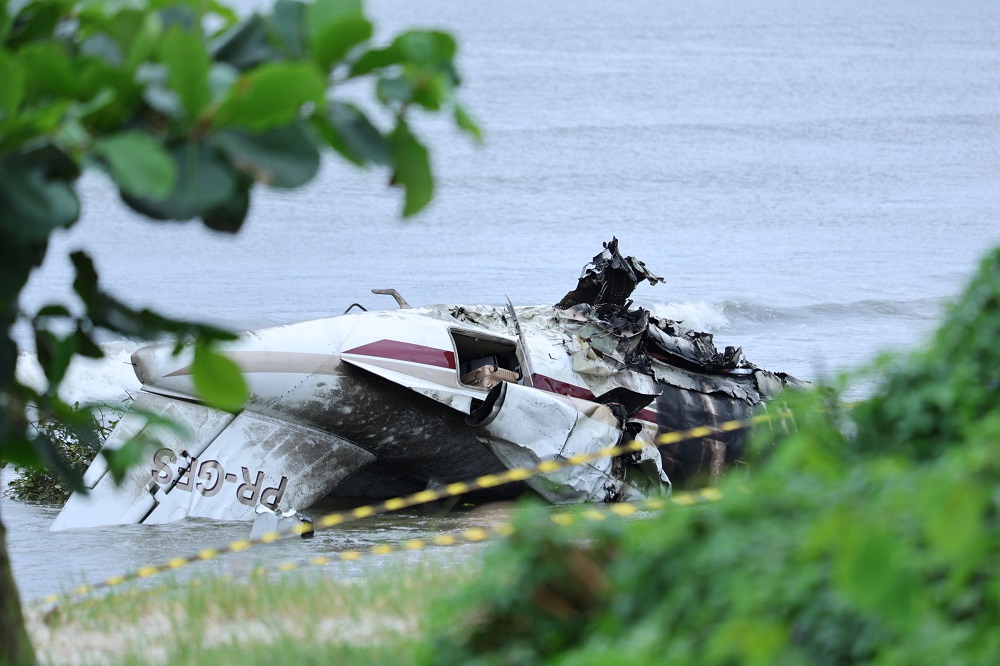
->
52 239 800 532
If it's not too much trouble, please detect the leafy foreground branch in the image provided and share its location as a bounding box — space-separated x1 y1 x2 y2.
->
420 247 1000 666
1 0 478 662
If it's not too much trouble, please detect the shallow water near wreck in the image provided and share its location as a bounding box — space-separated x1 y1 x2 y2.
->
4 465 510 601
7 0 1000 603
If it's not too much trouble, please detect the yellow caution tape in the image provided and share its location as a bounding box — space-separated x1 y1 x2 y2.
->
39 411 779 607
56 489 725 613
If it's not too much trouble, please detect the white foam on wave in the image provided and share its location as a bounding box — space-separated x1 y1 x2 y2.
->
15 340 142 407
646 301 731 333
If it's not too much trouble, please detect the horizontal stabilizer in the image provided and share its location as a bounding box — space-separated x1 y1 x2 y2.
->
51 391 235 530
51 392 375 530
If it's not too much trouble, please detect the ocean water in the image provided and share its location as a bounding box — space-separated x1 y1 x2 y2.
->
6 0 1000 602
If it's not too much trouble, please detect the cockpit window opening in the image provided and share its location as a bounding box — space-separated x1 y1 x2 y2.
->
450 330 523 389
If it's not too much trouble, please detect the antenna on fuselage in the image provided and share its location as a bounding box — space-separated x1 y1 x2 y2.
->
371 289 412 309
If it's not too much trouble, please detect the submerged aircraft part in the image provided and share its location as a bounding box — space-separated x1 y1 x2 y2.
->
52 239 800 531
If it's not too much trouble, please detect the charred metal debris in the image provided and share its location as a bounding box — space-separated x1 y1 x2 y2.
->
450 238 802 485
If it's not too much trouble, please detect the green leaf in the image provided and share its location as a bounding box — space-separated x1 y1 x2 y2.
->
376 74 414 105
79 62 141 129
122 143 237 221
0 162 80 241
4 0 59 49
192 341 248 412
201 178 251 233
103 438 148 485
35 304 72 318
923 480 987 562
215 61 327 132
206 0 240 26
70 251 99 310
209 13 278 71
0 434 42 469
211 122 320 188
18 143 80 180
832 520 916 626
306 0 362 48
313 17 372 71
94 132 177 200
270 0 306 59
18 41 77 102
411 72 451 111
390 121 433 217
0 3 10 42
75 325 104 359
124 10 162 72
349 44 402 77
348 30 457 78
455 103 483 142
161 27 212 122
319 101 391 166
105 9 146 61
0 50 26 126
34 327 76 386
136 63 182 118
394 30 456 66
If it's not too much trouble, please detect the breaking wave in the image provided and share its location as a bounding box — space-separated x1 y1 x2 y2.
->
646 301 731 333
16 340 142 407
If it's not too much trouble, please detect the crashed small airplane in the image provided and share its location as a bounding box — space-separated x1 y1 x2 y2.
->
52 239 799 531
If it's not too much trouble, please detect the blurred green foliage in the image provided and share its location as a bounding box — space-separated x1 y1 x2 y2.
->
425 247 1000 665
0 0 477 484
4 403 116 503
0 3 477 660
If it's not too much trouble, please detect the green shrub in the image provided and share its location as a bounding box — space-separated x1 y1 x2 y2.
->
423 247 1000 665
4 404 118 504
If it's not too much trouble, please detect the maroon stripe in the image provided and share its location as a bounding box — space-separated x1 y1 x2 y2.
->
344 340 456 369
636 408 658 423
533 373 658 424
531 373 596 401
340 352 656 422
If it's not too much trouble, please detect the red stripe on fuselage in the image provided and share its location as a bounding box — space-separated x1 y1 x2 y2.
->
636 408 658 423
345 341 657 423
343 340 456 369
530 373 595 400
532 373 658 424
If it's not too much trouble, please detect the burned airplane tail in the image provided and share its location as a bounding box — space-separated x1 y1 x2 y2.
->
51 390 376 530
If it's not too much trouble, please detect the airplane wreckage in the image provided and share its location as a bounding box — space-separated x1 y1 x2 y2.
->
51 240 801 531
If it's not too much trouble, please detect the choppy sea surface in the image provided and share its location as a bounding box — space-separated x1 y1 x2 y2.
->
5 0 1000 602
